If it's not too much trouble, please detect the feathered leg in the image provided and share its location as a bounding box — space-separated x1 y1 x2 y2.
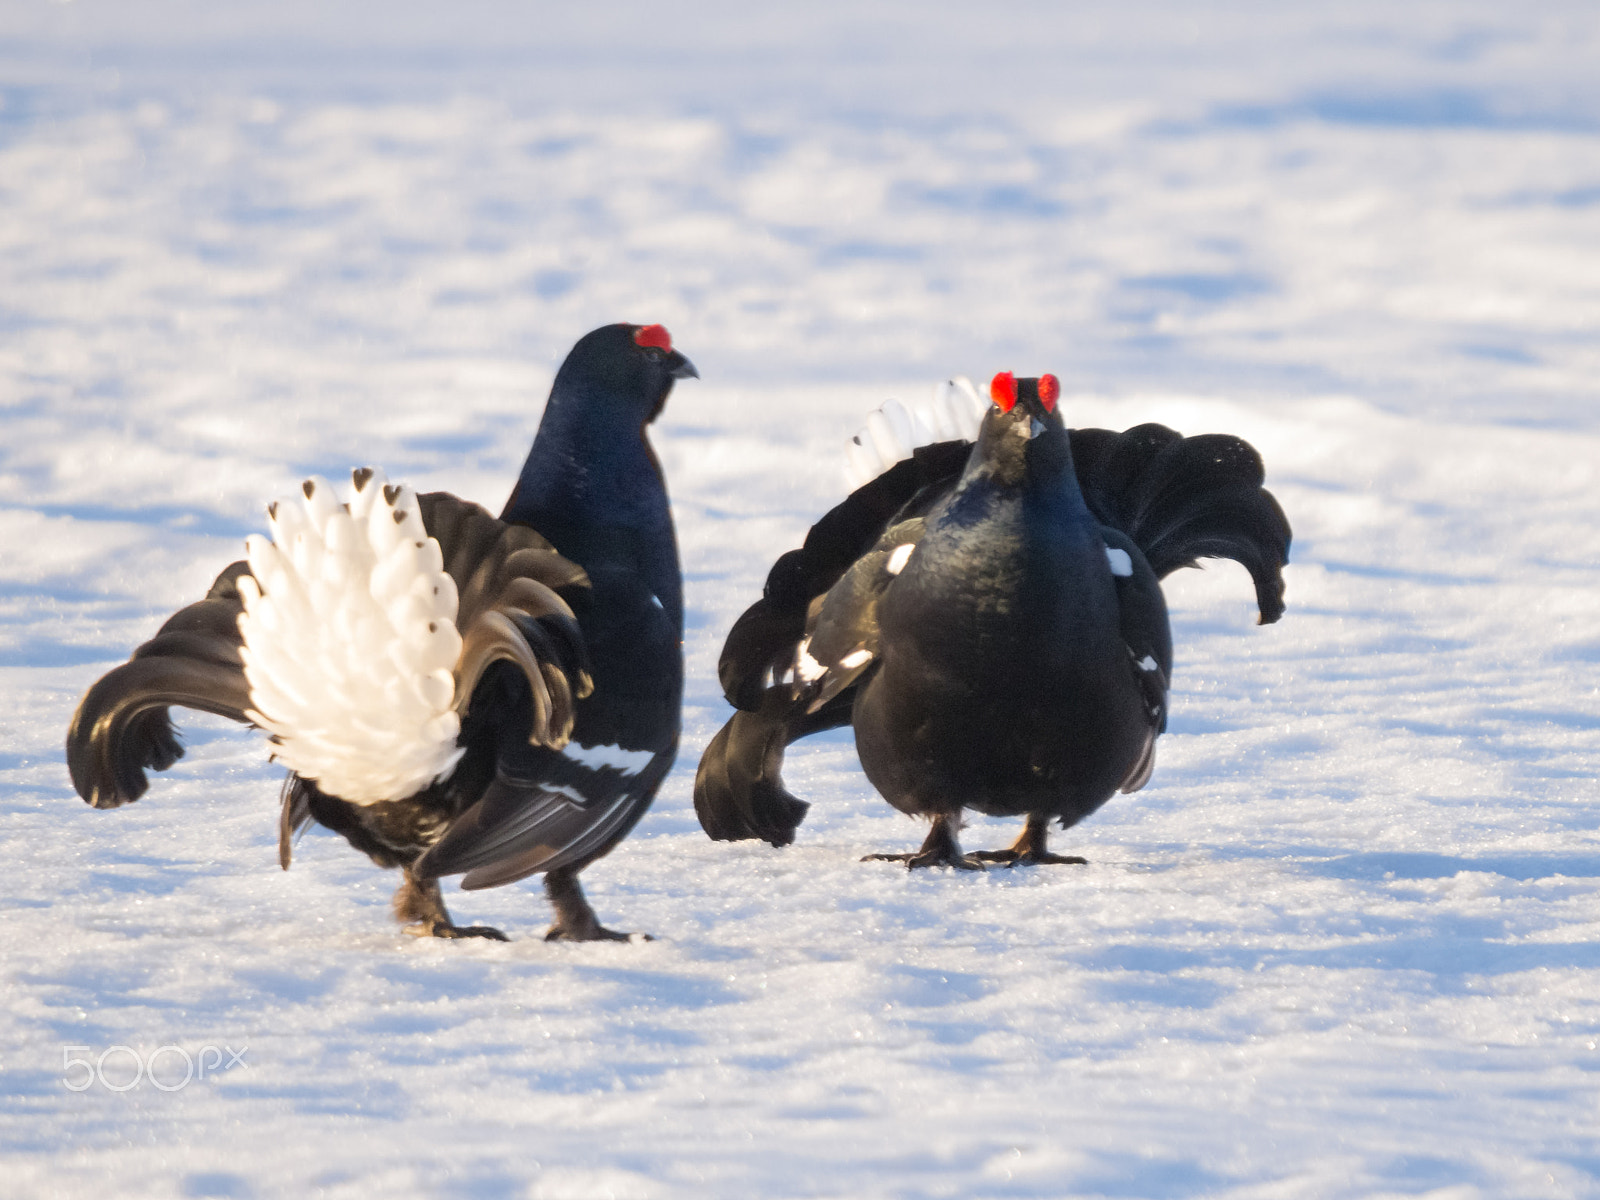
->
863 811 985 871
393 871 509 941
972 812 1088 866
542 866 646 942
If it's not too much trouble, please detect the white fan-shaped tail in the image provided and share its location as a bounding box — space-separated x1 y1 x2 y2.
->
843 376 989 489
237 469 465 805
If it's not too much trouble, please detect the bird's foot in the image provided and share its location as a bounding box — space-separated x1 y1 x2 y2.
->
394 874 509 940
974 815 1087 867
542 867 651 942
970 848 1088 867
544 922 652 943
863 813 984 870
862 849 987 871
404 919 510 941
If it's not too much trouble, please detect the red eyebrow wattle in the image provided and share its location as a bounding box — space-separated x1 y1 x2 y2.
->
1038 374 1060 412
634 324 672 351
990 371 1017 412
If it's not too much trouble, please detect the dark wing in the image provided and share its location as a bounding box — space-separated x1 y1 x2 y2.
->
718 439 971 712
696 519 918 844
792 519 924 712
1071 424 1292 624
1071 423 1287 789
410 743 669 889
549 554 680 756
695 443 968 846
1100 526 1172 794
66 563 255 810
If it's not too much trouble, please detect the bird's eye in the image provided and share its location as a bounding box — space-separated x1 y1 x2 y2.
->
990 371 1017 412
1037 374 1059 413
634 324 673 352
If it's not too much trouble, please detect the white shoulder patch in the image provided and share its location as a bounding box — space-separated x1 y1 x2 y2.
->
795 637 828 683
1105 547 1134 577
886 543 915 576
561 743 658 776
236 468 465 806
844 377 986 488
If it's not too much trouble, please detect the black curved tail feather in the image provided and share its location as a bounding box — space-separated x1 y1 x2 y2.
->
693 689 856 846
694 702 807 846
67 569 254 810
66 641 253 809
715 594 807 715
1071 424 1291 624
424 490 594 748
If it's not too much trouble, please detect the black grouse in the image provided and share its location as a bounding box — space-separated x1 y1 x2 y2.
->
695 371 1290 868
68 322 696 939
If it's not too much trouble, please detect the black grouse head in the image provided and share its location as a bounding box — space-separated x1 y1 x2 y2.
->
973 371 1068 486
550 323 698 427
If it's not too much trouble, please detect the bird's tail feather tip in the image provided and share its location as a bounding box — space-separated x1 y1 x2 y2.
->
66 629 253 811
692 706 812 846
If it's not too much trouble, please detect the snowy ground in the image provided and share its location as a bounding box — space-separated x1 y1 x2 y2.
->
3 3 1600 1197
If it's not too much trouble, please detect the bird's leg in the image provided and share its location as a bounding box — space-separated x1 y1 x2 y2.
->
394 871 509 941
863 811 986 871
971 812 1088 866
543 866 650 942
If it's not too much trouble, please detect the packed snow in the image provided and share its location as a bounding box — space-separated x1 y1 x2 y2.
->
2 3 1599 1197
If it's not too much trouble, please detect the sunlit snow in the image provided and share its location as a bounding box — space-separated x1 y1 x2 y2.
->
2 3 1599 1198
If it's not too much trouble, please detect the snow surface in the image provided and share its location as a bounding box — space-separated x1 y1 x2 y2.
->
3 3 1600 1197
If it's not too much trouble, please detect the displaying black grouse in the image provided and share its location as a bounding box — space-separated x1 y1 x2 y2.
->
695 372 1290 867
68 322 696 939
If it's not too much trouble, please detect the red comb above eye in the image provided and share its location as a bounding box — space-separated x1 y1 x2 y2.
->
1037 373 1060 412
990 371 1017 412
634 324 672 351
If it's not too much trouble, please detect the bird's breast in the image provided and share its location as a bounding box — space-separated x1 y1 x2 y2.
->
882 507 1121 686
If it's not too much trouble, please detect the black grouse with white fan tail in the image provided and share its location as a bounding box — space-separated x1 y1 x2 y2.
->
695 372 1290 868
68 323 696 940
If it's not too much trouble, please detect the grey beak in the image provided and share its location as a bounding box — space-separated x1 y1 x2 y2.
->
668 352 699 380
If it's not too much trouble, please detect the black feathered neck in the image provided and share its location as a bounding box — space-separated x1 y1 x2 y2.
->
538 323 683 439
501 324 689 532
964 378 1076 501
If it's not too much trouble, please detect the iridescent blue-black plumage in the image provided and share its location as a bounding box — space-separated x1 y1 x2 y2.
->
409 324 695 935
695 378 1289 868
67 323 695 941
496 323 692 764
